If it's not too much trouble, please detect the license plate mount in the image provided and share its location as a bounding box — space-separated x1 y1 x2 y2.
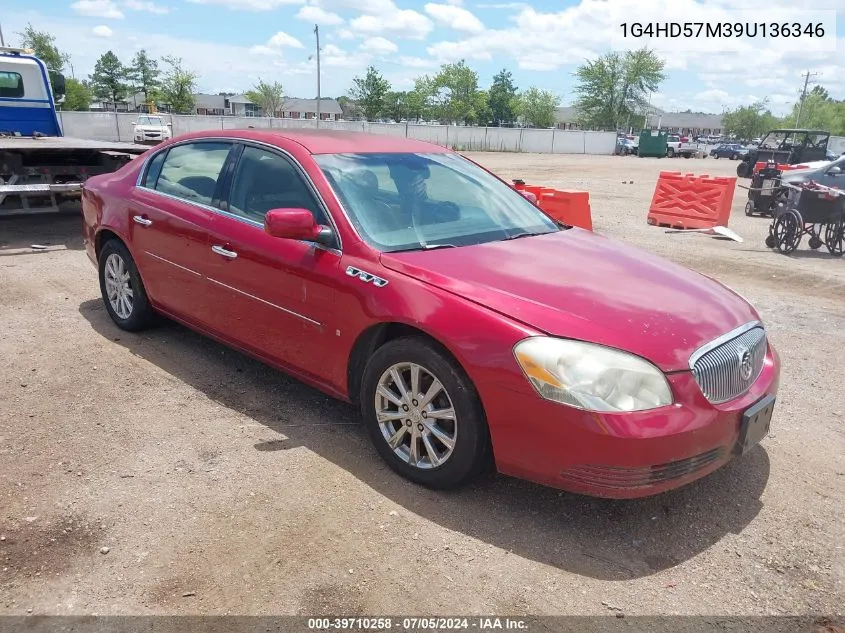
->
735 395 775 456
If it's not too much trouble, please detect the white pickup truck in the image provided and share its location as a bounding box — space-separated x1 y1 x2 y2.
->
666 134 707 159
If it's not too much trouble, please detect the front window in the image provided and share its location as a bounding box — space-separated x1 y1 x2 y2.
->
314 152 560 252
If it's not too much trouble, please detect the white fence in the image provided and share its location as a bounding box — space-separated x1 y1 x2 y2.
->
56 111 617 155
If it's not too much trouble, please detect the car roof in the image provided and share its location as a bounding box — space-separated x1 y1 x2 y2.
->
163 128 453 155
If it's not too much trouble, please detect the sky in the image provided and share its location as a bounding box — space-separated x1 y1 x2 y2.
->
3 0 844 115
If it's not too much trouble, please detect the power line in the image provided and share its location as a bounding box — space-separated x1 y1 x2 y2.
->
795 70 819 128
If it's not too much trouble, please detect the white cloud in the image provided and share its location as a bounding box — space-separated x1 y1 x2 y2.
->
423 3 484 33
476 2 527 7
399 55 437 69
124 0 172 14
348 0 433 40
268 31 305 48
360 36 398 54
186 0 304 9
296 5 343 25
92 25 113 37
71 0 125 19
336 29 355 40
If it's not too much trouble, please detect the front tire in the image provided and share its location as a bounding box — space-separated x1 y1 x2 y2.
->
360 337 491 490
98 239 155 331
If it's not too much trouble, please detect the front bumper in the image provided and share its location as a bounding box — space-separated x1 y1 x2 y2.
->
483 344 781 498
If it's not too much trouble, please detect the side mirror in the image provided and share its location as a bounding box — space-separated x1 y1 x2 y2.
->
264 208 333 245
829 166 842 175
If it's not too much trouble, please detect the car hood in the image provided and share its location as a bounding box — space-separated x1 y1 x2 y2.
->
135 125 167 131
379 230 760 372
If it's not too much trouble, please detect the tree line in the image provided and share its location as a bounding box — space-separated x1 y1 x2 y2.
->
18 23 679 131
345 49 667 130
721 86 845 140
18 24 199 113
345 63 561 128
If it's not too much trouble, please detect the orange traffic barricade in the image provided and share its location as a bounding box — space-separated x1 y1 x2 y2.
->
513 180 593 231
647 171 736 230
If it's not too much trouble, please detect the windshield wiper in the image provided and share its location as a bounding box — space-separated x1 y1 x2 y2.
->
390 243 457 253
501 231 540 241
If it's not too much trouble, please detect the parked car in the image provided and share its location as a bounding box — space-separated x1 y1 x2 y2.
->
133 115 172 145
616 138 638 155
780 154 845 190
710 143 748 160
81 129 780 498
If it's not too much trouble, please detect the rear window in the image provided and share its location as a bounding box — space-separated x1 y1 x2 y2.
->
0 71 24 98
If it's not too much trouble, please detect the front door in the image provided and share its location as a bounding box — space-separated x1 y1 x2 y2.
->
203 144 343 379
129 140 235 323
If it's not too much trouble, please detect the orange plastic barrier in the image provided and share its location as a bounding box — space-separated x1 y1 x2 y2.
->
754 161 810 173
512 182 593 230
646 171 736 230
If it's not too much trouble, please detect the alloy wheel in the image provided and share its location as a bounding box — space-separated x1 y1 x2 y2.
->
375 362 457 470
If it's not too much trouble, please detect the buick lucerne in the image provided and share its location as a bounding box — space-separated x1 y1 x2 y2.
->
82 129 780 498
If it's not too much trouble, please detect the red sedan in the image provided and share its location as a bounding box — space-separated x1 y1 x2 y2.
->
81 129 780 498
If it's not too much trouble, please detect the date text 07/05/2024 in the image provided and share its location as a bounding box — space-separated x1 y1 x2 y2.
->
307 617 529 630
619 22 825 38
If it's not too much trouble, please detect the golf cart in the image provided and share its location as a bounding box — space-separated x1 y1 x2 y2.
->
736 129 830 178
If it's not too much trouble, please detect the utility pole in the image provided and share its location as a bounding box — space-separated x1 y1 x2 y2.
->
0 22 6 47
314 24 321 129
795 70 818 128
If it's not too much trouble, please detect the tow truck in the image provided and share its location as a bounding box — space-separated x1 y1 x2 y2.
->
0 46 147 216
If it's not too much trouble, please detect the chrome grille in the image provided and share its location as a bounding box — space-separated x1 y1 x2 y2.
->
690 324 767 404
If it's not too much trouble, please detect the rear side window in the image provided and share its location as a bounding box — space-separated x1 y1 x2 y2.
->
153 142 232 206
0 71 24 98
142 150 167 188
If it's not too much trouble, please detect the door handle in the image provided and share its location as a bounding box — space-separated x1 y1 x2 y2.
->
212 244 238 259
133 214 152 226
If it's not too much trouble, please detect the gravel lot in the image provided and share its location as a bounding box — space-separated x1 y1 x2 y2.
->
1 152 843 618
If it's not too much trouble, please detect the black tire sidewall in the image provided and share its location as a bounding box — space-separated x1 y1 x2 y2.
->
98 240 153 331
360 337 490 489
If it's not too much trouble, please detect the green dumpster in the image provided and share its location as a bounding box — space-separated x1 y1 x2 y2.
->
638 130 668 158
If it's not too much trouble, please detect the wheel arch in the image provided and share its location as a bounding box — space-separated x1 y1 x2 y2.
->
346 321 476 409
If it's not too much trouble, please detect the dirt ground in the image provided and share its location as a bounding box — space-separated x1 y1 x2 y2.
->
1 152 843 618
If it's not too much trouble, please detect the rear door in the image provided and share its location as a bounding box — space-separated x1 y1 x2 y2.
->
202 142 344 378
130 140 235 321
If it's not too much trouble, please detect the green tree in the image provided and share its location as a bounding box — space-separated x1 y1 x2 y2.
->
383 91 409 122
721 100 780 140
127 50 161 104
62 78 92 111
17 24 67 72
160 55 198 114
516 86 560 128
17 24 69 96
405 84 429 122
574 47 665 130
431 60 481 124
488 68 518 125
348 66 391 121
245 79 285 117
90 51 129 105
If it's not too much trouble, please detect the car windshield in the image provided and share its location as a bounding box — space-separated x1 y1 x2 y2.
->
137 116 164 125
313 152 560 252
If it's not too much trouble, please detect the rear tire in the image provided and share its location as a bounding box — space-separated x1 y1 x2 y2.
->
98 239 155 332
360 337 491 490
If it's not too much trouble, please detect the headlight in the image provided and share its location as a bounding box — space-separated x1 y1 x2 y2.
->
513 337 673 412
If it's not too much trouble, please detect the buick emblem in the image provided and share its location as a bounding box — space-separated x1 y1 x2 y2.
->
737 345 753 381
